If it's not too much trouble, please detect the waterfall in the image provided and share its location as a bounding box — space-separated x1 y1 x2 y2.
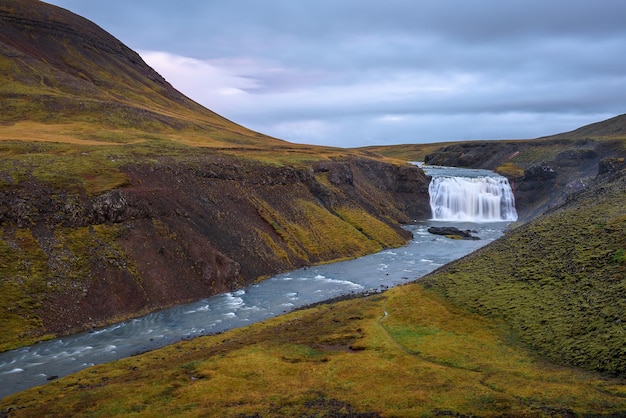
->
428 175 518 222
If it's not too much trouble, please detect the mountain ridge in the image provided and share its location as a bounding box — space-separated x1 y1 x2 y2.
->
0 0 289 147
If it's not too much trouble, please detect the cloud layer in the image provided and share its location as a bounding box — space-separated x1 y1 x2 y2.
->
46 0 626 146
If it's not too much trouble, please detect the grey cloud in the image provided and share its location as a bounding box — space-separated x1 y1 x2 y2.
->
44 0 626 146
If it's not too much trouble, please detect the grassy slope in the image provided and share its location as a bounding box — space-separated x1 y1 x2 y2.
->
2 285 625 416
423 169 626 376
541 114 626 141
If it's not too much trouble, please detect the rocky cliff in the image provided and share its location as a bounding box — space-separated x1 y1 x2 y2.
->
423 134 626 221
0 146 430 350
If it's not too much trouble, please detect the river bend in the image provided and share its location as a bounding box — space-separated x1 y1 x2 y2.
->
0 220 508 399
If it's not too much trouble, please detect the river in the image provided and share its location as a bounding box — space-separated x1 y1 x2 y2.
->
0 165 516 399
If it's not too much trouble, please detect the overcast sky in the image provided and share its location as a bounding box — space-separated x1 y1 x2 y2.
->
45 0 626 147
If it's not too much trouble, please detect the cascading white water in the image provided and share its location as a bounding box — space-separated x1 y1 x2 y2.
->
429 175 518 222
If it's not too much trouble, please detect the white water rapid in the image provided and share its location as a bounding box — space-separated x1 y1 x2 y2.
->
421 165 518 222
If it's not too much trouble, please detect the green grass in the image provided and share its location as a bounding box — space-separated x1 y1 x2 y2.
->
495 161 525 178
0 223 137 351
254 197 385 263
0 228 50 351
335 205 405 248
423 170 626 376
0 141 131 194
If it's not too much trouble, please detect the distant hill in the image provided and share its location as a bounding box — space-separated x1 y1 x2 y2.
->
362 113 626 162
541 113 626 140
0 0 287 147
363 114 626 220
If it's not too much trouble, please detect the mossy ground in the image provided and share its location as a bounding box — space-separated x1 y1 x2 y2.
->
2 285 624 417
424 170 626 376
0 223 135 352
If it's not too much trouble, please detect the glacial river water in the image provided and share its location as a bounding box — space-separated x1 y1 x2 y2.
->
0 164 517 399
0 221 509 399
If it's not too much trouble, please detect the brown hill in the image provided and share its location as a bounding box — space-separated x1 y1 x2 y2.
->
541 113 626 140
0 0 288 147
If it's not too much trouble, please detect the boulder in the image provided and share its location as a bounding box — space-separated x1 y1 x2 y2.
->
427 226 480 240
598 158 626 175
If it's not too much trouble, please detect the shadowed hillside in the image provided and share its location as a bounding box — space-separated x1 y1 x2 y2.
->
0 0 431 351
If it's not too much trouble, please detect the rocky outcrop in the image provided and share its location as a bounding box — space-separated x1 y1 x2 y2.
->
0 154 430 344
423 138 626 222
522 163 557 181
599 157 626 175
427 227 480 240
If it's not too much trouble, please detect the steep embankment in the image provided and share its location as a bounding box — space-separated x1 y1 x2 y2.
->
423 165 626 375
0 141 430 352
0 1 431 351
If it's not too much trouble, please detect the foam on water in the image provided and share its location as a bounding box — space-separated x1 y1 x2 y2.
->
0 211 511 399
429 176 517 222
314 276 364 290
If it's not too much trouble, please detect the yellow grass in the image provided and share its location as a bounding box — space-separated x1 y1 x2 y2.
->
0 121 130 146
3 284 625 417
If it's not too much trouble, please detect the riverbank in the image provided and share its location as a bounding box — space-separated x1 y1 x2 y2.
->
3 279 624 416
0 222 507 399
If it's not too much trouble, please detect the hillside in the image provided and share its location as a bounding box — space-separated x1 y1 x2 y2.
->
0 0 432 351
541 113 626 141
423 166 626 376
3 166 625 417
0 0 289 148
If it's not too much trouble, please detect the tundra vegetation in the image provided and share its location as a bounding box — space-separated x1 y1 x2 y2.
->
1 0 626 416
